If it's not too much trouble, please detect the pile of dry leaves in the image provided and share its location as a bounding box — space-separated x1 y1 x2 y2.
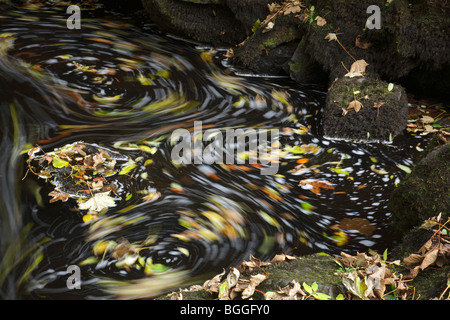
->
403 214 450 281
336 214 450 300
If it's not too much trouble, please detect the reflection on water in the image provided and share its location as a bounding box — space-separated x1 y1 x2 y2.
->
0 4 425 299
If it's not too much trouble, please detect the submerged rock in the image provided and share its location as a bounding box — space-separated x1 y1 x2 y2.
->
390 143 450 234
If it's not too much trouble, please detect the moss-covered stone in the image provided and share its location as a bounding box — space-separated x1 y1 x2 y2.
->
323 76 409 141
230 14 304 75
390 143 450 234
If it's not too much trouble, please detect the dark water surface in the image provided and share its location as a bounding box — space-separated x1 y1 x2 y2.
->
0 5 425 299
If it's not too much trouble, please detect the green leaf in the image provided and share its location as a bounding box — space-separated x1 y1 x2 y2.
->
311 282 318 292
335 293 345 300
119 160 137 175
383 248 388 261
396 163 411 174
313 292 332 300
300 201 315 212
387 83 394 91
302 282 313 295
52 156 69 168
329 167 349 175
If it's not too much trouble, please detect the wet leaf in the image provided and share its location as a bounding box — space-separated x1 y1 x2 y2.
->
370 165 388 175
48 189 70 203
78 192 115 213
396 163 411 174
329 167 350 175
51 156 69 168
299 179 335 195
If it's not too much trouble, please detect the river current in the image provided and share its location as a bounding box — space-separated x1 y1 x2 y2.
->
0 4 425 299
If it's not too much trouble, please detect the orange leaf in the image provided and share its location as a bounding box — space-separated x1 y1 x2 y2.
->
296 158 310 164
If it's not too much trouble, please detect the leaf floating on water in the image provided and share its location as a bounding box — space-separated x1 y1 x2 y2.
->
51 156 69 168
48 189 70 203
370 164 388 175
299 179 335 195
119 159 137 175
78 192 116 213
329 167 350 176
396 163 412 174
92 94 122 104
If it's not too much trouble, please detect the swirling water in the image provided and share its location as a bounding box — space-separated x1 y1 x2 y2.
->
0 5 425 299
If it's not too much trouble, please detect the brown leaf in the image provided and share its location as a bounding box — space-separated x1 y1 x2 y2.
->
299 179 335 195
345 59 369 78
340 217 376 236
316 17 326 26
403 253 423 266
48 189 70 203
420 248 439 270
271 253 296 263
241 274 267 299
284 5 301 15
355 35 372 49
347 99 363 112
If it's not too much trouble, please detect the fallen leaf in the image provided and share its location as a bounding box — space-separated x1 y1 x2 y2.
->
347 99 363 112
316 17 326 26
340 217 376 236
284 5 301 15
271 253 296 263
324 33 338 42
355 35 372 49
345 59 369 78
78 191 116 212
299 179 335 195
263 21 274 33
420 115 435 124
420 248 439 270
48 189 70 203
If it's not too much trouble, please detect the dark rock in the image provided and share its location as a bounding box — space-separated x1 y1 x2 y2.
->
390 143 450 234
323 76 409 141
230 14 304 75
140 0 271 46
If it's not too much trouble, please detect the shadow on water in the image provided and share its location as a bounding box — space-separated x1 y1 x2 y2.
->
0 4 427 299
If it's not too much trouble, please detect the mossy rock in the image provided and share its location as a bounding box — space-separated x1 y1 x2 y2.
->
323 76 408 141
230 14 304 75
390 143 450 234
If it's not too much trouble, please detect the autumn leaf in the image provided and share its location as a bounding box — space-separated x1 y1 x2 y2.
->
324 33 338 42
78 191 116 212
316 17 326 26
48 189 70 203
299 179 335 195
347 99 363 113
355 35 372 49
345 59 369 78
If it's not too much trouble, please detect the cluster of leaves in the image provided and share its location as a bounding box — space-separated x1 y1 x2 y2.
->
169 254 338 300
335 250 412 300
27 142 124 221
407 112 450 140
80 237 172 275
403 214 450 285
